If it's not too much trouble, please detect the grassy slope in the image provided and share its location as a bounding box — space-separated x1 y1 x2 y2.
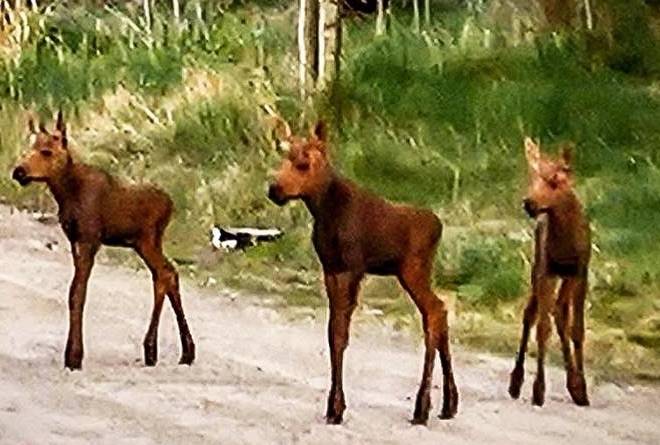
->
0 2 658 381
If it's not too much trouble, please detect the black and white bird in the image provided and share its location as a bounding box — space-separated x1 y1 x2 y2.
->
210 226 283 251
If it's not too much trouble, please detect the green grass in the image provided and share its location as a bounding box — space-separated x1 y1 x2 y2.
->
0 1 659 382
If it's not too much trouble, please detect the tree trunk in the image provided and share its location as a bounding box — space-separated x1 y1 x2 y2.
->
334 0 343 81
172 0 180 25
333 0 343 131
298 0 307 96
584 0 593 31
299 0 326 95
424 0 430 28
143 0 151 32
306 0 320 83
376 0 384 35
412 0 420 33
318 1 326 87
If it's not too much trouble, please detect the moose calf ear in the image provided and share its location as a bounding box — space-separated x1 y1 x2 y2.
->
524 137 540 169
28 117 36 134
560 143 574 167
56 109 68 148
272 117 292 142
56 109 65 132
313 120 327 142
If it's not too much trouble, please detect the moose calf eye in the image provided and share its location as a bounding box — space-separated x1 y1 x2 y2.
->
40 149 53 157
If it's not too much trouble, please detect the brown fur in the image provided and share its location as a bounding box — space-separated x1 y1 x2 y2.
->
12 112 195 370
268 121 458 425
509 137 591 407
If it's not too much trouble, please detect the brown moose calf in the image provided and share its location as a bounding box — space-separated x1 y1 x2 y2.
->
268 120 458 425
509 137 591 407
12 112 195 370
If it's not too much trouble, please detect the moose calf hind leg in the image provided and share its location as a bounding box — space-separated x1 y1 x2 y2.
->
167 276 196 366
411 339 434 425
400 261 458 424
408 296 438 424
438 329 458 419
143 277 166 367
160 260 195 365
568 281 589 406
138 238 194 367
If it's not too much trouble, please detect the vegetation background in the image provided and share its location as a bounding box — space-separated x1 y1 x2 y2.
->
0 0 658 381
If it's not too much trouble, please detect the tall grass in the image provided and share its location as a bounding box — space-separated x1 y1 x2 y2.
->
0 1 284 110
336 15 660 279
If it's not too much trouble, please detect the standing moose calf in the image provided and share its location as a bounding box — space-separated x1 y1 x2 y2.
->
509 137 591 407
12 112 195 370
268 120 458 425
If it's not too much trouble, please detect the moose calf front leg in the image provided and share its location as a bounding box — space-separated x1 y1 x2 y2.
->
65 242 98 370
532 278 556 407
509 295 537 399
533 309 551 406
324 271 360 425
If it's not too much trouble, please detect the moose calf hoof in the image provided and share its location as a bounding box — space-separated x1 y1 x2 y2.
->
326 413 344 425
326 396 346 425
64 345 83 371
439 382 459 420
568 373 590 407
532 380 545 407
571 392 590 407
413 395 431 425
411 415 429 426
64 357 82 371
439 410 455 420
509 367 524 399
179 339 196 365
144 343 158 367
179 352 195 366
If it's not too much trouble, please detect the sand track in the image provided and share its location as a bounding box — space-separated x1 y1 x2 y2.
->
0 206 658 444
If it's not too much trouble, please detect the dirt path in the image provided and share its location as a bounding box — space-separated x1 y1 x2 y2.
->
0 206 658 445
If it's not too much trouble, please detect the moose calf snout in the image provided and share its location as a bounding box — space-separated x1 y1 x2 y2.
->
12 166 28 186
267 183 286 206
522 198 537 218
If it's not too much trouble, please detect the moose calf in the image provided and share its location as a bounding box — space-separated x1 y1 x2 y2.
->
268 120 458 425
12 112 195 370
509 137 591 407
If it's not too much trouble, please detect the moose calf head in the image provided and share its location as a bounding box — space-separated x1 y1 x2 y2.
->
13 111 71 187
268 120 332 206
523 137 575 218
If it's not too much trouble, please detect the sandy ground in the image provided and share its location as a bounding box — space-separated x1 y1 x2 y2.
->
0 205 658 445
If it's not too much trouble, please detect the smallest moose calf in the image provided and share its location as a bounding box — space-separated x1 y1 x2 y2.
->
509 137 591 407
12 111 195 370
